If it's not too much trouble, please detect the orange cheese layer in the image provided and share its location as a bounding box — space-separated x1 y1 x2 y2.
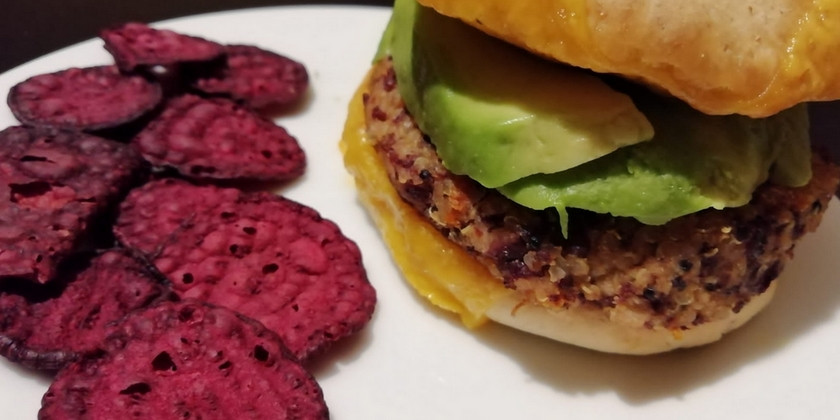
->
339 73 512 328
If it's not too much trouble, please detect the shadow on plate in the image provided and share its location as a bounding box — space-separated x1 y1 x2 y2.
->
0 358 54 386
466 201 840 404
306 314 377 379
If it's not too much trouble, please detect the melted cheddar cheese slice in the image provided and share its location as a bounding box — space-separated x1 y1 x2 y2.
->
339 74 513 328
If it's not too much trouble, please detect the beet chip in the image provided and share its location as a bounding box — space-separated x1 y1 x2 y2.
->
114 179 376 360
0 126 146 283
39 300 329 419
100 22 225 72
0 250 170 370
133 94 306 181
7 65 162 132
194 44 309 109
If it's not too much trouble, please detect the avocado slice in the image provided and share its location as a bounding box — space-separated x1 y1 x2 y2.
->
382 0 812 233
498 99 812 232
386 0 654 189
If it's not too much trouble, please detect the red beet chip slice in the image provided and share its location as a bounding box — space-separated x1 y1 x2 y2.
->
7 65 162 132
0 126 146 283
114 179 376 361
111 178 242 257
100 22 225 72
194 44 309 109
0 250 170 370
133 94 306 181
39 300 329 419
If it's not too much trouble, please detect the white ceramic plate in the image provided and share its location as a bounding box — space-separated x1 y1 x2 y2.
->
1 6 839 420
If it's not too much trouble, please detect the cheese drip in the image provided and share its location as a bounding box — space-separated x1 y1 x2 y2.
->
339 74 512 327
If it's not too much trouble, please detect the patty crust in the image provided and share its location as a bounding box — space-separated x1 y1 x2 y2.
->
363 58 840 331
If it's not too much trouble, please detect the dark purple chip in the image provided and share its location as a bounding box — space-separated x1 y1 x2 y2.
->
112 178 242 257
133 94 306 181
0 126 146 283
194 44 309 110
7 65 162 132
0 250 170 370
39 300 328 419
114 179 376 361
100 22 225 72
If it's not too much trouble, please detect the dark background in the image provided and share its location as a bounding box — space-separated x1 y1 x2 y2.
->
0 0 394 73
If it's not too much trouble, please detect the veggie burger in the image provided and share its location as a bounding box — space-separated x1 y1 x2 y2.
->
341 0 840 354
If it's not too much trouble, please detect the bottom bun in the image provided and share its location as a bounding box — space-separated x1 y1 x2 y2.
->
486 282 776 354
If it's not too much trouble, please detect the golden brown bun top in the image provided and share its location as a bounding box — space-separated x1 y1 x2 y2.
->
417 0 840 117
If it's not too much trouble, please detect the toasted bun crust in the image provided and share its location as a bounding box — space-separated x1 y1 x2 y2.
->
341 73 778 354
417 0 840 117
486 283 776 355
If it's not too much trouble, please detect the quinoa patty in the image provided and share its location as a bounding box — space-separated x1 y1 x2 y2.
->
363 58 840 331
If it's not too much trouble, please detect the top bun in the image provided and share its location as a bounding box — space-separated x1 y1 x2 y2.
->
417 0 840 118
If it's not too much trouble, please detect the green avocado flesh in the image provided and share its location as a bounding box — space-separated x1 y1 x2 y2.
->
383 0 812 229
386 0 654 189
500 100 812 233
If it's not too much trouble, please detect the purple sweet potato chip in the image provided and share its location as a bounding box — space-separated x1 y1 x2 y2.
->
7 65 162 132
0 126 146 283
100 22 225 72
133 94 305 181
194 44 309 109
0 250 170 370
39 300 328 419
114 179 376 361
